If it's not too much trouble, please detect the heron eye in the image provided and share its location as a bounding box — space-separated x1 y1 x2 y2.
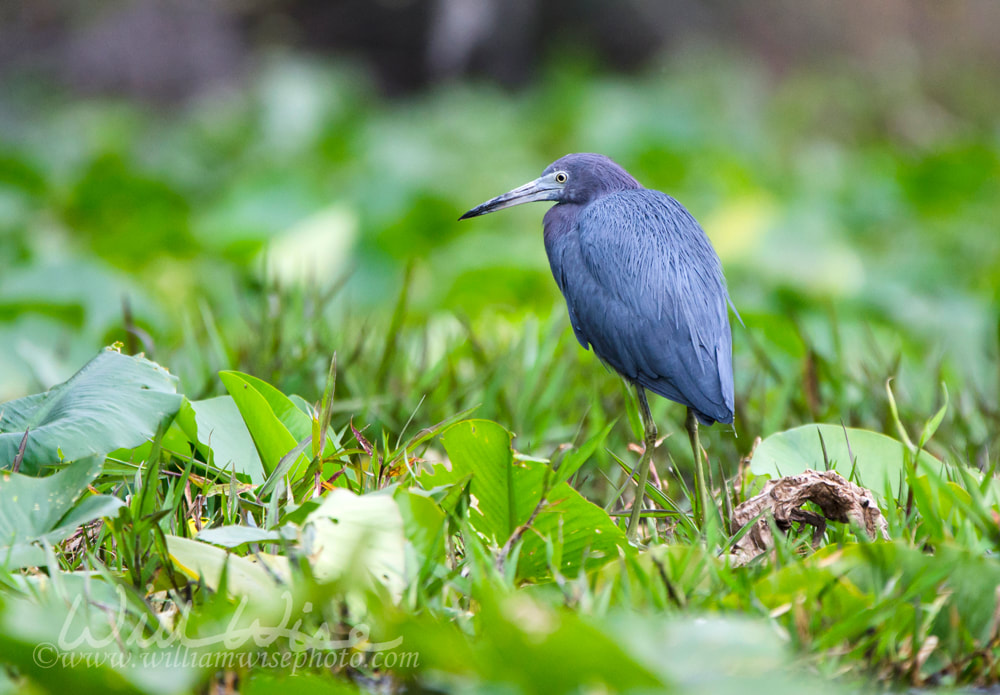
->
555 172 568 184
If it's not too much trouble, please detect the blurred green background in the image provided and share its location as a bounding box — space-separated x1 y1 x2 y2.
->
1 0 998 473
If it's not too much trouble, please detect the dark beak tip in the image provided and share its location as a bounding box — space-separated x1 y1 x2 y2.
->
458 208 480 221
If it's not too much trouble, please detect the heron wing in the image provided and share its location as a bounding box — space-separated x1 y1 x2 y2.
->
568 189 735 424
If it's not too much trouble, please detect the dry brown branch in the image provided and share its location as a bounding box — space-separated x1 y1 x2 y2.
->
731 469 890 566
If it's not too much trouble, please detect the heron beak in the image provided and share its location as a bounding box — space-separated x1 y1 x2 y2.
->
459 176 562 220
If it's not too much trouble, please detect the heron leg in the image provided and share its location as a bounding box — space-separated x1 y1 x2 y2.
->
686 408 711 529
626 387 657 543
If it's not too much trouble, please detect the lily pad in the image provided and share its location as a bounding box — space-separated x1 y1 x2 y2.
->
0 456 125 567
750 424 940 499
0 348 182 474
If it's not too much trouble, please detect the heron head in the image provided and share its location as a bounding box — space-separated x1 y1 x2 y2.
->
459 153 641 220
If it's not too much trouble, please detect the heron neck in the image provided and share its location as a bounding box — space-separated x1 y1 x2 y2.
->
542 203 581 243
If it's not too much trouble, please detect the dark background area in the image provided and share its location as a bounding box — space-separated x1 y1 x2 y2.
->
3 0 999 101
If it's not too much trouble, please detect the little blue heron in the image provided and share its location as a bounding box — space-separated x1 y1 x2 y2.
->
460 153 737 539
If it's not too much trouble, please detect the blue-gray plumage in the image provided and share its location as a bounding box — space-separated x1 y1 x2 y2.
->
460 153 735 425
461 153 736 538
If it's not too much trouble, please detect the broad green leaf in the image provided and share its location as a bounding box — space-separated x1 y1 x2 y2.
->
106 420 191 471
176 396 265 483
219 371 309 480
517 481 627 580
50 494 127 540
750 424 939 499
256 435 312 501
0 348 182 474
197 525 282 548
435 419 524 541
0 456 124 567
394 488 447 581
304 488 406 600
431 419 625 579
425 472 473 517
223 371 312 442
165 535 289 599
288 394 314 416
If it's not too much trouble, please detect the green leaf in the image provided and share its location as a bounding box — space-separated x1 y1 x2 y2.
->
431 419 625 579
516 481 627 579
750 424 939 499
257 434 313 502
0 348 182 474
304 488 406 599
196 525 282 548
394 488 447 581
425 473 473 518
107 420 191 470
223 371 313 442
50 494 126 539
165 534 288 599
436 420 522 541
219 371 309 480
176 395 266 483
0 456 124 567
